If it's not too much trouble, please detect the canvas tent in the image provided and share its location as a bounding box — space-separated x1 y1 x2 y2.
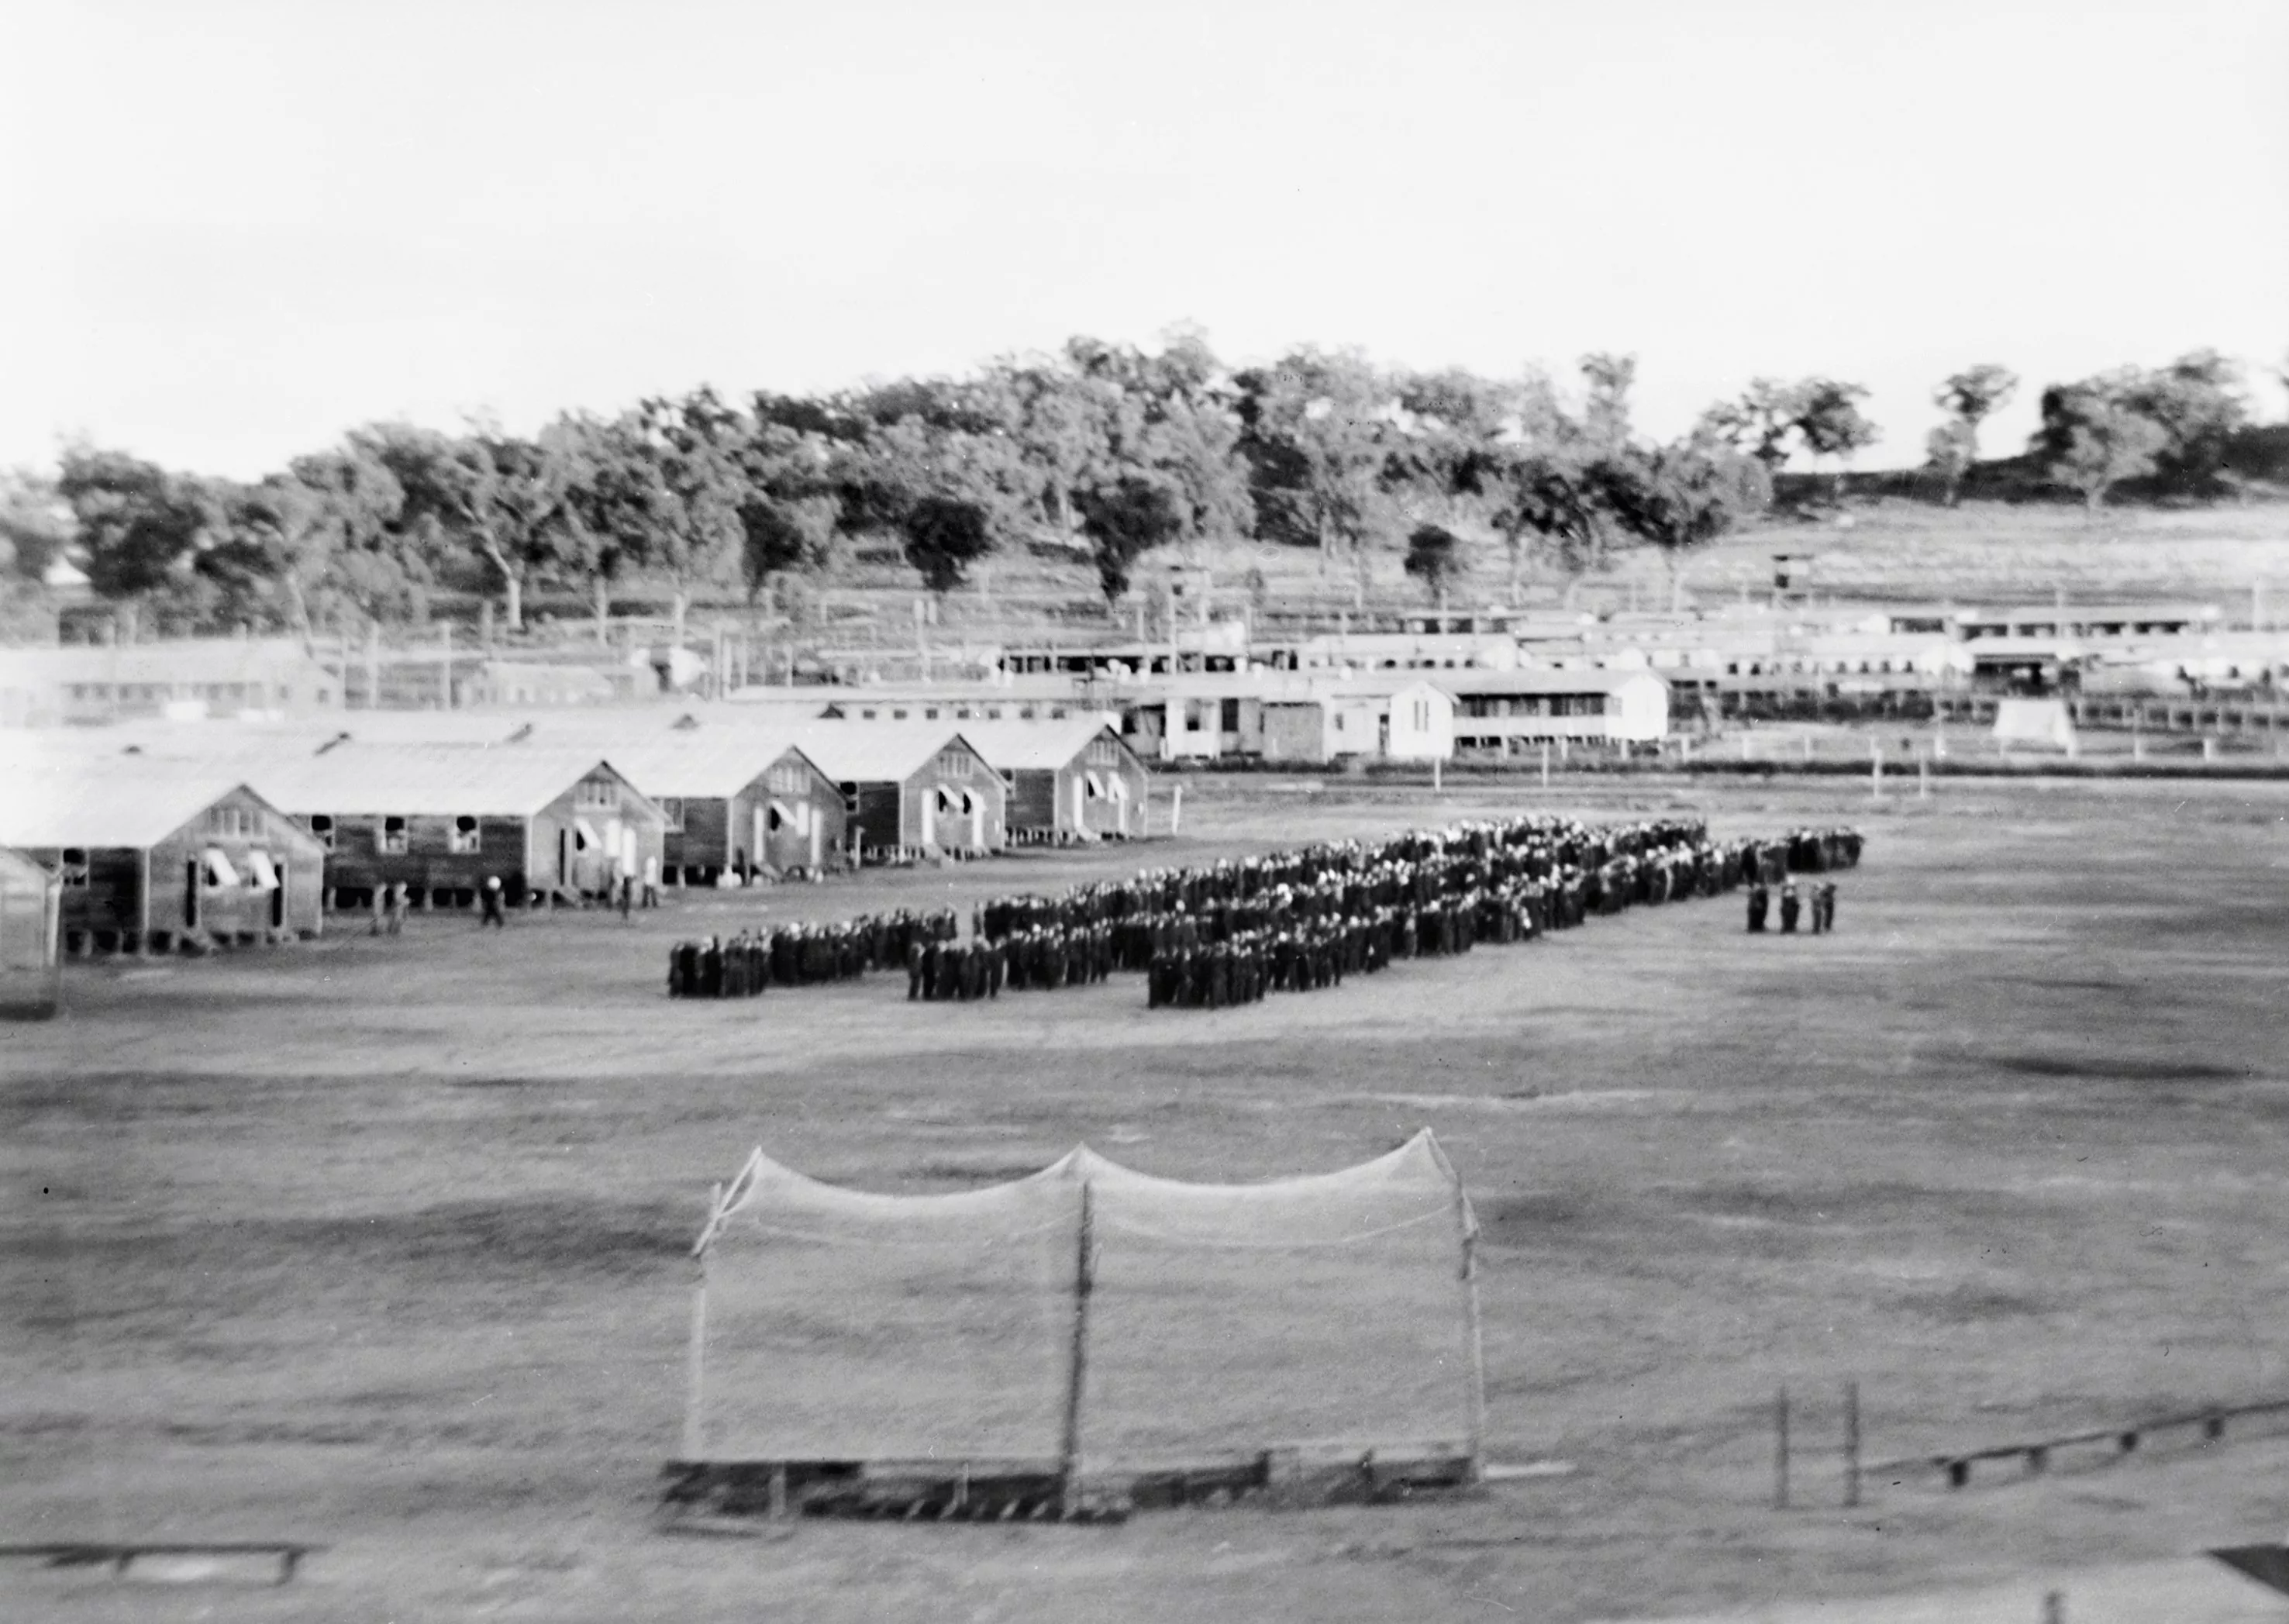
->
678 1132 1481 1512
1992 696 2078 754
0 847 61 1018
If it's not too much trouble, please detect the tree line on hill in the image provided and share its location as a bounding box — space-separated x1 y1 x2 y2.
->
1 337 2281 640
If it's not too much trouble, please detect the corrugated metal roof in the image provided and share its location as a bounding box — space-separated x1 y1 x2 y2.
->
955 717 1135 773
0 757 276 848
246 746 641 816
601 738 826 799
771 721 978 783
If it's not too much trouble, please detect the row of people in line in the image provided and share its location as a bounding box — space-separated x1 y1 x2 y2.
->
1747 881 1841 935
665 909 957 997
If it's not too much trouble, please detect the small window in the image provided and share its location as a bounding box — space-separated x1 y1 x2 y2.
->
60 848 89 888
892 709 909 720
209 805 254 838
657 797 685 833
925 708 940 720
861 709 878 719
449 815 481 855
381 816 409 855
309 814 336 851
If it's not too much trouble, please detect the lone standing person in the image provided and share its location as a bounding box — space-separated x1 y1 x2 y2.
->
1778 881 1801 935
386 881 409 936
480 874 506 929
617 871 634 921
1747 881 1770 934
1817 880 1838 934
369 885 386 937
641 854 661 909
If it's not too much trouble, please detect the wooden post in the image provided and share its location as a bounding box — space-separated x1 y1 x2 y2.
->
683 1184 718 1462
1457 1195 1488 1483
1774 1386 1791 1509
1432 757 1443 794
1870 741 1882 800
1169 784 1184 836
1918 757 1930 799
1843 1379 1861 1508
1059 1182 1095 1519
1540 739 1551 788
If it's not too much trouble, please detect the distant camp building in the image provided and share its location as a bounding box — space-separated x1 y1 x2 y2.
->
1116 674 1456 764
249 746 668 908
0 762 326 953
0 638 343 729
605 739 847 883
1445 669 1671 755
784 724 1007 860
0 847 63 1017
959 719 1150 842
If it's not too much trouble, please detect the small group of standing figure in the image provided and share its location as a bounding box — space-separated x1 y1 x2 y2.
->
1746 880 1840 935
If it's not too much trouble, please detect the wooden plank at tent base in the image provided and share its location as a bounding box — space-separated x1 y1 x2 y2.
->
0 1542 321 1585
660 1443 1479 1524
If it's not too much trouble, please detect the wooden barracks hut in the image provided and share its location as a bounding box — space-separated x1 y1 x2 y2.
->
0 761 326 954
605 739 847 884
0 846 63 1017
784 723 1007 861
250 746 667 909
959 718 1150 843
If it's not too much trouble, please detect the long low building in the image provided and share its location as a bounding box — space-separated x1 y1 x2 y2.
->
957 718 1151 842
251 746 669 906
780 722 1007 860
1446 669 1670 754
605 739 846 882
0 761 326 952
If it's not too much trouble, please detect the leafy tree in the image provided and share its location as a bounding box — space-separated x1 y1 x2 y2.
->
1481 450 1605 599
2044 398 2168 515
1232 348 1394 574
543 412 665 638
1402 522 1466 612
900 495 995 595
1934 365 2018 440
286 443 422 628
633 388 752 642
56 447 223 626
1791 378 1880 500
1074 476 1184 605
0 470 71 584
354 424 567 631
209 475 336 639
1578 353 1637 453
1695 378 1805 472
1593 441 1770 605
2115 350 2248 489
1927 364 2018 505
1924 420 1978 507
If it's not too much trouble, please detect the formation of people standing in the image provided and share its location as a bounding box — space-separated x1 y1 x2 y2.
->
971 815 1864 1010
659 814 1863 1005
666 909 956 998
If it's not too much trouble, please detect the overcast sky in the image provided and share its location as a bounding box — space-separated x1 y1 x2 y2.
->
4 0 2284 481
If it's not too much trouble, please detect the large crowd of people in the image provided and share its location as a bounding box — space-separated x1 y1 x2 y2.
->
662 815 1864 1006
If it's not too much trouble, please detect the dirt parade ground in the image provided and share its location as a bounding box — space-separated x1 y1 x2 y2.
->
6 773 2289 1622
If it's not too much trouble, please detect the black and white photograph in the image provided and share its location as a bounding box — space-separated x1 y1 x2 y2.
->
3 2 2287 1618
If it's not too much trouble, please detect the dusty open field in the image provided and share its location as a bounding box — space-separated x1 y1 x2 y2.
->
6 773 2289 1621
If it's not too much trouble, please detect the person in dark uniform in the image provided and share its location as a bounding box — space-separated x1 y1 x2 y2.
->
480 875 506 929
1816 880 1838 934
1778 881 1801 934
1747 881 1770 933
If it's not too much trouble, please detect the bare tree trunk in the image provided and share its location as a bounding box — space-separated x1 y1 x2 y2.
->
595 575 611 645
671 586 689 647
481 540 524 632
